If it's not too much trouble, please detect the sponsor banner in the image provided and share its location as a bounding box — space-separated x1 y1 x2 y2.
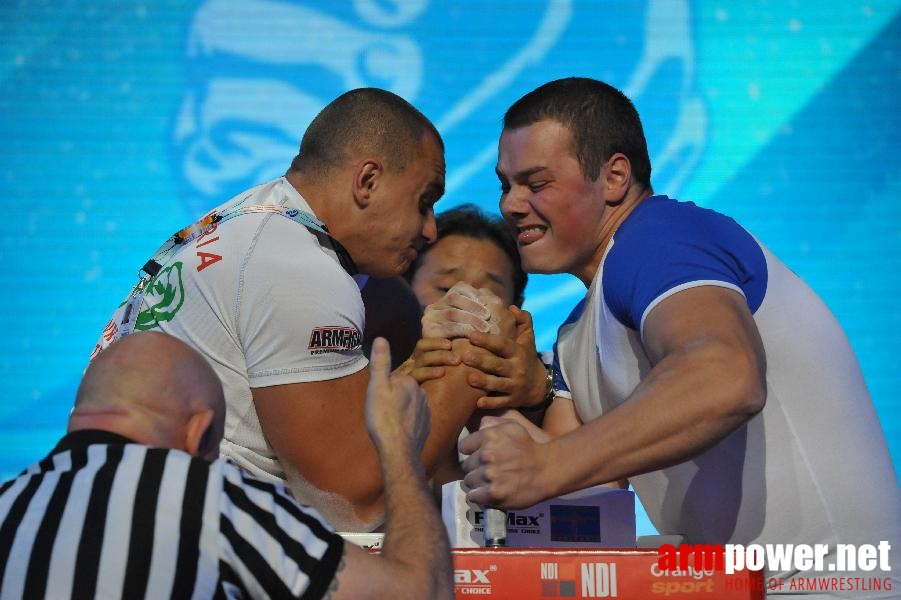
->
451 548 763 599
442 481 636 549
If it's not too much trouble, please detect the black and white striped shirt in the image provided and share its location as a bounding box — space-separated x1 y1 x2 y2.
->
0 430 344 599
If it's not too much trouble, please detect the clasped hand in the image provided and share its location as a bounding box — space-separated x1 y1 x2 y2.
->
400 282 549 412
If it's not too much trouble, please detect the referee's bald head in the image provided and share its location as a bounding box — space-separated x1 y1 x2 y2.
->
72 331 225 460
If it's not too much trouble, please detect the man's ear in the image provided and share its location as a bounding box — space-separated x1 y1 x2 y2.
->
353 159 382 208
602 153 632 205
184 409 215 459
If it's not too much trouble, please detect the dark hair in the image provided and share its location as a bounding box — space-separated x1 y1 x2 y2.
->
504 77 652 189
288 87 443 175
404 204 527 307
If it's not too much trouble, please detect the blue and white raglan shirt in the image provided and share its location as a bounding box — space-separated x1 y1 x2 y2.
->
553 196 900 594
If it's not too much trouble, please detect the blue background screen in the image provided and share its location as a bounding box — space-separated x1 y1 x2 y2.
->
2 0 899 534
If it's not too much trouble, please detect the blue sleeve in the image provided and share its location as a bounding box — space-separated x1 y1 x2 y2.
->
551 343 569 395
602 200 768 331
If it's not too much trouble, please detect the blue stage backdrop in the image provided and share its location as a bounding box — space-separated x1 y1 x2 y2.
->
2 1 899 536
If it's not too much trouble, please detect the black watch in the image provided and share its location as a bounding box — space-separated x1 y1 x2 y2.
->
521 362 556 413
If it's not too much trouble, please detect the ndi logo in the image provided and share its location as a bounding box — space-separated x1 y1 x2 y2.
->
540 562 578 597
581 562 618 597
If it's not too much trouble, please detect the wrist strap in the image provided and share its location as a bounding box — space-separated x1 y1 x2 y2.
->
520 362 555 413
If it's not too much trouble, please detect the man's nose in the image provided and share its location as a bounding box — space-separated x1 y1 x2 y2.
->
500 186 529 219
421 209 438 244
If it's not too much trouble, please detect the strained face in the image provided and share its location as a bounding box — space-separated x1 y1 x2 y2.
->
411 234 516 308
497 120 607 279
366 134 445 277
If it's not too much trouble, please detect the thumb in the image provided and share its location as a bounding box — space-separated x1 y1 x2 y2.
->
458 428 483 455
511 306 533 328
368 337 392 384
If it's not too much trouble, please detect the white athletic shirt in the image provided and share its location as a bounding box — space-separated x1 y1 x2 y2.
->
94 178 367 485
553 196 900 595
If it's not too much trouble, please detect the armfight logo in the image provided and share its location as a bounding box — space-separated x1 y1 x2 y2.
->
307 326 362 354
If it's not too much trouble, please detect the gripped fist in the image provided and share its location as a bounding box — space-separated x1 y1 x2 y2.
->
465 306 550 410
421 282 515 339
458 416 551 510
365 337 431 456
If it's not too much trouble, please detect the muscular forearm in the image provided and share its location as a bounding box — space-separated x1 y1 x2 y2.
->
378 446 454 600
278 340 481 530
419 338 484 472
545 339 765 496
461 287 768 511
256 338 484 531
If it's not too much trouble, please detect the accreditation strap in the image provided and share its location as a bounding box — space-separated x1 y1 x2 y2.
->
111 203 357 345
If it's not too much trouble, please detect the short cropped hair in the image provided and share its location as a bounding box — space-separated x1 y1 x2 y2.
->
504 77 652 189
405 204 527 307
289 88 443 175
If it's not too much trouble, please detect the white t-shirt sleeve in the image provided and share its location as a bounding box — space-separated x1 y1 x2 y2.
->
238 214 367 387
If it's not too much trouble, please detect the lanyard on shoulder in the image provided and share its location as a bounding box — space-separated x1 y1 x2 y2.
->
113 203 357 344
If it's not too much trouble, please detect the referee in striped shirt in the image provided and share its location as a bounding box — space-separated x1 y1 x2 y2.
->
0 331 453 599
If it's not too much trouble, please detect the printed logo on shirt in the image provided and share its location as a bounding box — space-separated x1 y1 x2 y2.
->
135 261 186 330
308 326 362 354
